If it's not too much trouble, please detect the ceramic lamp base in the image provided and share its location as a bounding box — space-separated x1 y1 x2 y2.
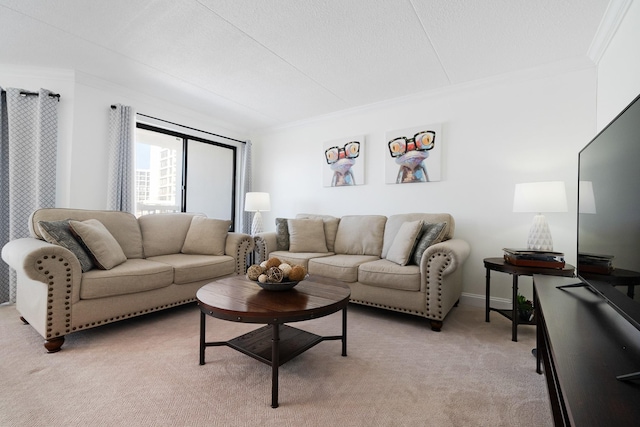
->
251 211 264 235
526 214 554 251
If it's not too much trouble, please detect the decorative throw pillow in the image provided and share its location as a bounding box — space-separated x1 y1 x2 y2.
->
334 215 387 256
275 218 290 250
296 214 340 252
38 219 95 272
69 219 127 270
181 216 231 255
386 220 423 266
411 222 447 265
287 218 328 253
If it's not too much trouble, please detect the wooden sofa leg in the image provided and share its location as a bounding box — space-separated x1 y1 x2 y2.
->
44 337 65 353
20 316 29 325
429 320 443 332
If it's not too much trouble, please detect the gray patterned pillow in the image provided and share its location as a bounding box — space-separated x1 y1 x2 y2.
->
275 218 290 250
38 219 95 272
411 222 447 265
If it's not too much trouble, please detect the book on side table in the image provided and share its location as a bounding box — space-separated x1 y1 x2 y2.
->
503 248 566 269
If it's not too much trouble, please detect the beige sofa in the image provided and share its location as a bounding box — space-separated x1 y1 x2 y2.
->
1 208 254 352
254 213 470 331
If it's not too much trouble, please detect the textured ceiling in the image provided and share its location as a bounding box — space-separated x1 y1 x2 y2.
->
0 0 617 131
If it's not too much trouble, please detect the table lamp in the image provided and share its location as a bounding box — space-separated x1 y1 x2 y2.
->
513 181 567 251
245 192 271 235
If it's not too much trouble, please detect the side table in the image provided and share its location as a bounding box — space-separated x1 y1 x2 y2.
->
484 257 574 341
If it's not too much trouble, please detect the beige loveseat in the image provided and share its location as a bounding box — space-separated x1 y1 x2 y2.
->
254 213 470 331
1 208 254 352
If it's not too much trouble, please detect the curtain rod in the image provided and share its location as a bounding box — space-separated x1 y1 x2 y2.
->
110 106 246 144
19 90 61 101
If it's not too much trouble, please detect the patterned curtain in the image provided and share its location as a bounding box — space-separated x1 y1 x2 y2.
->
0 87 59 304
240 140 253 234
106 104 134 213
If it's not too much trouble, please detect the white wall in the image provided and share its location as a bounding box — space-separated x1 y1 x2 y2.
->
251 66 597 304
1 66 249 211
596 0 640 128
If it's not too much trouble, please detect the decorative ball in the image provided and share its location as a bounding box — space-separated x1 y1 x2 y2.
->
266 267 284 283
289 265 306 281
260 261 268 269
279 263 292 278
258 274 268 283
265 257 281 269
247 265 264 281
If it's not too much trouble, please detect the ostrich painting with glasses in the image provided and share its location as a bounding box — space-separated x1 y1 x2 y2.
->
388 130 435 183
324 141 361 186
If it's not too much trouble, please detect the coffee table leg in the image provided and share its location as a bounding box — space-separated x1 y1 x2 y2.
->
512 274 518 342
271 324 280 408
199 311 206 365
342 306 348 357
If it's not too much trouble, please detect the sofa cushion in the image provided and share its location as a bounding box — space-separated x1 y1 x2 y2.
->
411 222 447 265
80 259 174 299
148 254 236 285
296 214 340 252
333 215 387 256
181 216 230 255
288 218 328 253
268 250 334 270
69 219 127 270
308 254 380 282
386 220 423 266
138 213 195 257
275 218 290 250
37 220 95 272
358 259 421 291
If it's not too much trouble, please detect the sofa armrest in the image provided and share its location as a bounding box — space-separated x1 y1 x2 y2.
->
2 237 83 286
2 238 83 340
420 238 471 277
254 232 277 264
419 238 470 324
225 232 255 274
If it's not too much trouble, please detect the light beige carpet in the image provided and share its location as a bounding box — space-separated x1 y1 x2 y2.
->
0 302 552 426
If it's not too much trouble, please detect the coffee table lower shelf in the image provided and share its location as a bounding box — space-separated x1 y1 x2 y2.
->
199 314 346 408
227 324 330 365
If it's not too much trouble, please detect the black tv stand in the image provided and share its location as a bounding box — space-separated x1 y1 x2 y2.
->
534 275 640 425
556 281 598 295
555 280 640 383
617 371 640 381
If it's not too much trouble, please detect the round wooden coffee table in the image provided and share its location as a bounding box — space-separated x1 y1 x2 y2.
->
196 275 351 408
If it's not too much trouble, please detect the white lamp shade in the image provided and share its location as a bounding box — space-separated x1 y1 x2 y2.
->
244 192 271 212
513 181 568 213
513 181 567 251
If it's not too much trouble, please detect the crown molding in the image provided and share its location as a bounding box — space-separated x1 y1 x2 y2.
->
588 0 634 64
0 64 74 81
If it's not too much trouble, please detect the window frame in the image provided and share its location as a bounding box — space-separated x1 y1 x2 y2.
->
135 122 238 231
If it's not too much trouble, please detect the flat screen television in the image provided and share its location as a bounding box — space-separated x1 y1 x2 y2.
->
575 92 640 380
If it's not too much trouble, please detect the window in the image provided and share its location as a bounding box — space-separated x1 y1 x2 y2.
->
134 123 238 228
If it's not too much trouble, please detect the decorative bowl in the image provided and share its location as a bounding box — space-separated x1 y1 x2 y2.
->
255 280 301 291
